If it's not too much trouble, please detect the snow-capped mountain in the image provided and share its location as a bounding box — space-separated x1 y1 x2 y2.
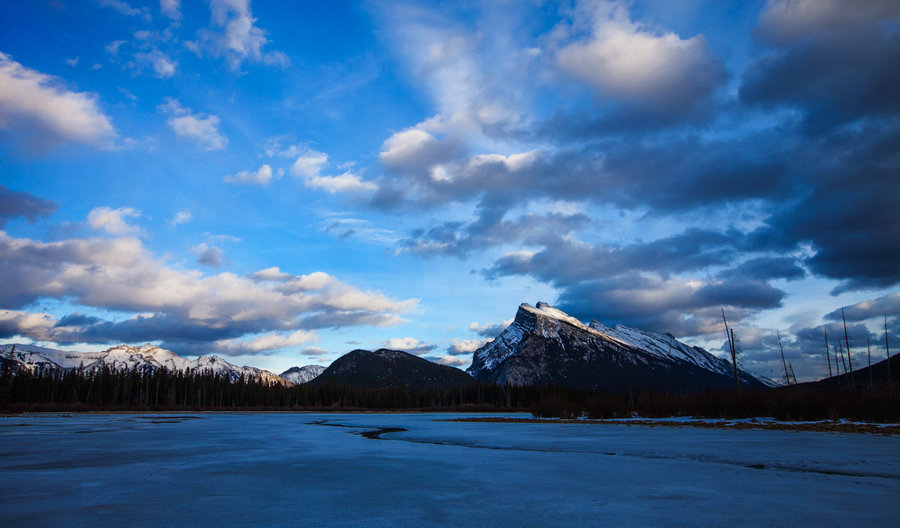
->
467 302 768 391
0 343 290 386
279 365 326 384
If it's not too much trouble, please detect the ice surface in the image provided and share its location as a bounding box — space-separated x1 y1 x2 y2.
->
1 413 898 527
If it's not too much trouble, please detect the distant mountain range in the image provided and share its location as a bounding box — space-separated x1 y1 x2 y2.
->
0 343 291 386
467 302 770 392
311 349 477 390
279 365 326 384
1 301 774 393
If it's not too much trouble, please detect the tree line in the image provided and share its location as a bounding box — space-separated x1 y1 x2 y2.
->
0 363 549 412
2 360 897 421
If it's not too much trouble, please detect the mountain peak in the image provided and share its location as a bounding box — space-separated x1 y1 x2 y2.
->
516 302 602 338
469 302 769 391
279 364 326 384
2 343 291 386
314 348 477 390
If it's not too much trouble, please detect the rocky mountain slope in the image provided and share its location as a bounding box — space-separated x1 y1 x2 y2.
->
313 348 477 390
467 302 768 392
0 343 290 386
279 365 326 384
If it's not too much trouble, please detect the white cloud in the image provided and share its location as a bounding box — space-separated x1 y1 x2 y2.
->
134 50 177 78
0 310 62 342
432 355 470 367
168 210 192 226
160 0 181 20
159 98 227 151
250 266 293 282
100 0 145 18
105 40 127 56
88 206 141 236
375 3 530 150
468 319 513 337
0 230 417 350
290 150 328 178
447 338 488 355
319 214 400 245
213 330 316 355
468 151 539 172
554 0 724 111
264 138 311 158
225 163 277 185
383 337 436 354
291 150 376 194
0 52 117 150
65 57 79 67
306 172 377 194
301 346 329 356
378 128 464 179
192 0 289 70
380 129 440 166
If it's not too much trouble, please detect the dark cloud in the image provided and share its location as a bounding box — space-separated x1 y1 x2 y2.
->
469 321 508 339
741 29 900 130
401 210 589 257
694 281 785 309
194 243 225 268
794 321 876 351
485 228 744 286
556 274 782 336
718 257 805 282
0 184 58 226
64 314 257 345
770 123 900 292
480 223 795 337
757 0 900 45
373 133 795 219
736 5 900 292
54 313 103 327
824 292 900 323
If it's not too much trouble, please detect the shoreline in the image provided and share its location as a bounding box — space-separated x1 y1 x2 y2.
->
443 416 900 435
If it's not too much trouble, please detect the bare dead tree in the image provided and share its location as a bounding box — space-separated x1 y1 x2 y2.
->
722 309 740 393
842 307 855 386
777 329 791 385
833 346 841 389
825 327 833 378
886 313 892 386
839 341 848 375
867 337 873 392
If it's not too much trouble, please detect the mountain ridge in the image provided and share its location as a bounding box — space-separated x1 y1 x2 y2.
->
279 365 326 384
468 302 769 391
0 343 291 386
312 348 477 390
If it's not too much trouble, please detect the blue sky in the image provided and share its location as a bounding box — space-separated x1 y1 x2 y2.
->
1 0 898 381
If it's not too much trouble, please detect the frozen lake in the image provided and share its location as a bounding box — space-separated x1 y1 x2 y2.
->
2 413 898 527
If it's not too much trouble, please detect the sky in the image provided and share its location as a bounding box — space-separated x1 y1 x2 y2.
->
1 0 898 382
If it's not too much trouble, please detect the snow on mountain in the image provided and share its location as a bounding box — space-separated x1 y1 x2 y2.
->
467 302 769 390
0 343 290 386
587 320 729 376
279 365 326 384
